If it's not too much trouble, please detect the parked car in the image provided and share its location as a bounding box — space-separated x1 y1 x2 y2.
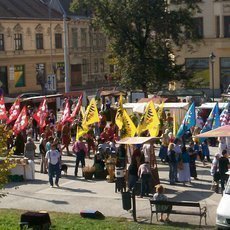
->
216 171 230 229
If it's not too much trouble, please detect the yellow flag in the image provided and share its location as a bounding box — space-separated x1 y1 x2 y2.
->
82 98 99 126
173 112 178 137
121 109 136 137
76 124 88 140
115 94 124 130
137 101 160 136
157 102 164 118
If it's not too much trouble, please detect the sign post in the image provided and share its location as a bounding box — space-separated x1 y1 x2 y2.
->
46 74 56 92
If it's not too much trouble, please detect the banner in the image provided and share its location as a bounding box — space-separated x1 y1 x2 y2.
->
33 98 48 128
7 98 20 124
0 96 7 120
13 106 28 135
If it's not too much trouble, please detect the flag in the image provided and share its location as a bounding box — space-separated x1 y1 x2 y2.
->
0 96 7 120
76 124 88 140
33 98 48 128
173 111 178 137
61 99 71 124
157 102 164 118
115 94 124 130
70 94 83 120
201 103 220 135
137 101 160 136
220 103 230 126
82 98 99 126
176 102 196 138
121 109 136 137
13 106 28 135
7 98 20 124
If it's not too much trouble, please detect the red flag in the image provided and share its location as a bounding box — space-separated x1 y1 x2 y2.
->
33 98 48 128
0 96 7 120
13 106 28 135
61 99 70 124
70 94 83 121
7 98 20 124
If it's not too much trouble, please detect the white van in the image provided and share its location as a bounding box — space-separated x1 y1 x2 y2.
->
216 171 230 229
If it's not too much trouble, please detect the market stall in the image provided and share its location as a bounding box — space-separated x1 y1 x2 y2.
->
10 157 35 181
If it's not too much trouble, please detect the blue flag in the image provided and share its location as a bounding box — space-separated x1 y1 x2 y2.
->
200 103 220 142
176 102 196 138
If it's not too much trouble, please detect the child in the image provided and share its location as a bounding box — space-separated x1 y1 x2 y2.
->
153 184 172 222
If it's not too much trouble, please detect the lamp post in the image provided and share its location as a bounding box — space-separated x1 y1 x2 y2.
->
209 52 215 102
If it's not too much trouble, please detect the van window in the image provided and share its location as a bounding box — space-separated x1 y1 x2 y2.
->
225 178 230 194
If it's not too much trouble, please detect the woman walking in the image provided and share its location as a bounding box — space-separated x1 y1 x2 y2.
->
167 143 177 185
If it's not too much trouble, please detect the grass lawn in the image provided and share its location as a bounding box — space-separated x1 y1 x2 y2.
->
0 209 209 230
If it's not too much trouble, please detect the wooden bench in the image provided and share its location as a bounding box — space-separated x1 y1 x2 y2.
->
149 199 207 227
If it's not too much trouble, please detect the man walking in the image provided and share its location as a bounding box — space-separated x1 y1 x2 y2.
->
219 150 229 193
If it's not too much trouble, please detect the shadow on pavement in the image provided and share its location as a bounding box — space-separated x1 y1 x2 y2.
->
60 187 96 194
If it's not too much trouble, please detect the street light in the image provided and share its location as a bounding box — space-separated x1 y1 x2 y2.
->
209 52 215 102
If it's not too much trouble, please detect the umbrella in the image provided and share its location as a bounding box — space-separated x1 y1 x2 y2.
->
195 125 230 138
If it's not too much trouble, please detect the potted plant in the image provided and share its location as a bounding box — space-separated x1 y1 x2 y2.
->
82 166 95 180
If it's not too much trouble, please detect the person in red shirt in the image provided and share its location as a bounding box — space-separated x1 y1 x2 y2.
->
44 125 53 140
100 127 110 142
61 122 71 156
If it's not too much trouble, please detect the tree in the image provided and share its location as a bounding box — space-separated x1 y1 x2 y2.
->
71 0 200 96
0 125 15 198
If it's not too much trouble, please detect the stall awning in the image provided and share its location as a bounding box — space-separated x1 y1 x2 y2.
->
116 137 158 145
195 125 230 138
196 102 228 110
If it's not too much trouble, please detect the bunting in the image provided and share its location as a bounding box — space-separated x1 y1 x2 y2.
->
7 98 20 124
0 96 7 120
33 98 48 128
13 106 28 135
82 98 99 126
176 102 196 138
137 101 160 137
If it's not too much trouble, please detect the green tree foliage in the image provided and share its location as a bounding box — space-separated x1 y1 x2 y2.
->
71 0 200 95
0 125 15 198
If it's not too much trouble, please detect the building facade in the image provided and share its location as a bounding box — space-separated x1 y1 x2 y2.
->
0 0 109 96
172 0 230 96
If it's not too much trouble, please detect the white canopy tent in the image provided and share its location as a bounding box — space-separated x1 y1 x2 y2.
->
196 102 228 110
123 102 189 125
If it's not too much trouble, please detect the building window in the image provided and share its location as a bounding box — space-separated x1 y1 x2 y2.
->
100 58 104 72
224 16 230 38
72 28 78 49
194 17 203 38
14 33 23 50
220 57 230 92
94 59 99 73
0 34 4 51
216 16 220 38
36 33 43 49
185 58 209 88
56 62 65 82
82 59 88 74
55 33 62 49
36 63 45 85
81 28 87 48
14 65 25 87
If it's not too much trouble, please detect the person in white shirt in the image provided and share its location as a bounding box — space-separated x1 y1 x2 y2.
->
45 143 61 187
